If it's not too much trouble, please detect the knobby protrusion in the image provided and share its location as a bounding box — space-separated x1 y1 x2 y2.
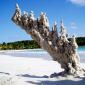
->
12 4 85 77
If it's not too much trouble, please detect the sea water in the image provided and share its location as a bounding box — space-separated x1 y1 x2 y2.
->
1 46 85 62
25 46 85 62
78 46 85 62
78 46 85 51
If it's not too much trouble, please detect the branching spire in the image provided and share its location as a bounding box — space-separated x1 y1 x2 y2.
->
12 4 85 77
52 21 57 33
60 20 64 28
16 3 20 10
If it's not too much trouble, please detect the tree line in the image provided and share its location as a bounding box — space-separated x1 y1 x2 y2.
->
68 37 85 46
0 37 85 50
0 40 40 50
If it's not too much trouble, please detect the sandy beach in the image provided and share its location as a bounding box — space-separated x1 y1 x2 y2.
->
0 50 85 85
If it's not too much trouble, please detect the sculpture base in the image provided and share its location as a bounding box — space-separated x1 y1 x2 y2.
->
50 66 85 78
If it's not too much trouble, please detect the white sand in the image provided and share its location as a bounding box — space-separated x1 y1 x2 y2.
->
0 50 85 85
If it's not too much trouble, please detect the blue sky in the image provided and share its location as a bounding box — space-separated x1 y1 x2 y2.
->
0 0 85 43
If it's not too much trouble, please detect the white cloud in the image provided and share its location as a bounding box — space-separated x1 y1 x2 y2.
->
70 22 77 29
69 0 85 6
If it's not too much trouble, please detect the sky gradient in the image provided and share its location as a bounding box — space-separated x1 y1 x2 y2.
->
0 0 85 43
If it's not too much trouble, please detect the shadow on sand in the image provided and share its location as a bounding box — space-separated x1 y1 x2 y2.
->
26 78 85 85
0 52 52 60
17 74 49 78
0 72 10 75
16 73 85 85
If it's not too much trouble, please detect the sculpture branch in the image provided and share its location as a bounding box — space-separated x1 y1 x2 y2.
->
12 4 85 76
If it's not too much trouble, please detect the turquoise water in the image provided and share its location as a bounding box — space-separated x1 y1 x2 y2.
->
78 46 85 62
78 46 85 51
26 46 85 62
2 46 85 62
26 46 85 52
20 46 85 62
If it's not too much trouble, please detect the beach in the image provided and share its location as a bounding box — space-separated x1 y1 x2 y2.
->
0 49 85 85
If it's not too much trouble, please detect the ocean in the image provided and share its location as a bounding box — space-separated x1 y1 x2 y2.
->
78 46 85 51
0 46 85 62
25 46 85 62
78 46 85 62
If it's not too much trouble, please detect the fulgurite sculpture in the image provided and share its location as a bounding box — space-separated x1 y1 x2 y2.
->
12 4 85 77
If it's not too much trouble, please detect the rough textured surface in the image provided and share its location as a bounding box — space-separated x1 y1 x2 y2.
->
12 4 85 76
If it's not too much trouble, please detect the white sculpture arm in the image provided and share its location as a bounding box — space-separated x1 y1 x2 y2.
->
12 4 85 76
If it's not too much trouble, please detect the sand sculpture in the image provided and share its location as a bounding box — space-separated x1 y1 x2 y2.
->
12 4 85 76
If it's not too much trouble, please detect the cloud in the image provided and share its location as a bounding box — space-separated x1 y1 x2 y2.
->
70 22 77 29
68 0 85 6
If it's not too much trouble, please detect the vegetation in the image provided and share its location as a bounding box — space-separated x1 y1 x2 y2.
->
0 37 85 50
76 37 85 46
0 40 40 50
68 37 85 46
